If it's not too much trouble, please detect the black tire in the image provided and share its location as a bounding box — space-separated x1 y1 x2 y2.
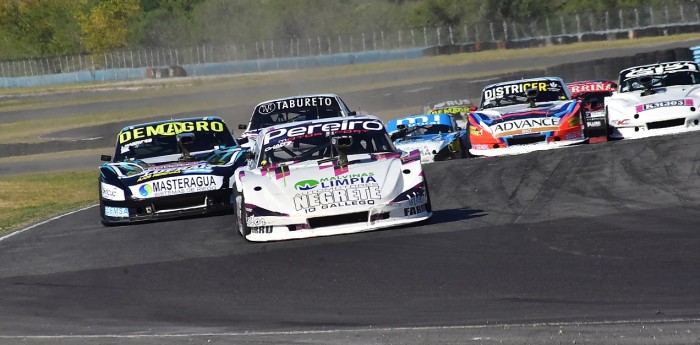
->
233 190 250 237
461 125 474 158
423 176 432 213
605 107 613 139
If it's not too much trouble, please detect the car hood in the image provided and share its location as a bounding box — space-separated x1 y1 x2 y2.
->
473 101 574 123
608 85 700 105
394 133 457 155
240 152 411 214
101 148 244 198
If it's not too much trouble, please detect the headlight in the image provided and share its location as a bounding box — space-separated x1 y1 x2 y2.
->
101 182 126 201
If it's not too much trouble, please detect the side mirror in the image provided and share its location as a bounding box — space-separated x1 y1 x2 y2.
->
101 154 112 162
238 124 247 130
525 88 538 108
177 132 195 161
469 105 477 112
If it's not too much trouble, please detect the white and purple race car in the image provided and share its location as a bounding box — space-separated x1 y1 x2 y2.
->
232 116 432 241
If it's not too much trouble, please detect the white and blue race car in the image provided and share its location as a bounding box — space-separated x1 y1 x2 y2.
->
232 115 432 241
386 113 469 163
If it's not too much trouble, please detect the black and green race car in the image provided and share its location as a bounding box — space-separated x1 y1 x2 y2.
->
98 116 247 225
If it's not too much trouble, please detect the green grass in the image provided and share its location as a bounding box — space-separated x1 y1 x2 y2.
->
0 170 97 236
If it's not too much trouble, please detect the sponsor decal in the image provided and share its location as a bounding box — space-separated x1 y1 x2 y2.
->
257 97 334 115
471 144 490 150
119 120 225 144
104 206 129 218
403 204 428 216
635 99 694 112
623 62 698 79
565 132 581 140
483 82 549 100
247 216 267 227
588 120 603 128
294 174 376 191
294 179 320 190
263 119 384 144
470 126 482 136
293 174 380 213
569 83 614 94
132 175 223 198
136 163 212 182
613 119 631 126
101 182 125 201
250 226 273 234
120 138 153 154
492 118 560 137
428 107 471 115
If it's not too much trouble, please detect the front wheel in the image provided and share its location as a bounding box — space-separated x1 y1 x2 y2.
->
233 190 250 237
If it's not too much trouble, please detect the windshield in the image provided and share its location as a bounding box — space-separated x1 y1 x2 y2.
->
404 124 453 137
114 120 236 161
481 80 569 109
258 120 394 166
620 71 700 92
249 96 345 131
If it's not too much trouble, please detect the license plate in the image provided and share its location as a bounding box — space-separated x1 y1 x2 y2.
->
105 206 129 218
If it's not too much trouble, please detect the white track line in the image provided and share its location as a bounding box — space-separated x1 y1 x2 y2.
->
1 318 698 339
0 204 97 243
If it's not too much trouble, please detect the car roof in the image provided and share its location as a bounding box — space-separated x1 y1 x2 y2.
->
119 116 226 132
619 61 698 74
482 76 565 90
252 93 342 107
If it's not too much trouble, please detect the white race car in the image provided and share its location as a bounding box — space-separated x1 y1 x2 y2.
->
233 116 432 242
605 61 700 139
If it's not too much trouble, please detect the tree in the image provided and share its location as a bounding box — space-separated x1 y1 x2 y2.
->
0 0 81 59
77 0 141 53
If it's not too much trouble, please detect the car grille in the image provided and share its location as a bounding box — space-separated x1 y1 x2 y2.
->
506 134 546 146
647 118 685 130
153 195 207 212
308 212 368 228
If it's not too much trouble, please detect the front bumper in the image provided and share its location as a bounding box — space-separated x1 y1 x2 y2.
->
243 198 431 242
100 189 232 224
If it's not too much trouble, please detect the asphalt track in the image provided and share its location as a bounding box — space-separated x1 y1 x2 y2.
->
2 40 700 344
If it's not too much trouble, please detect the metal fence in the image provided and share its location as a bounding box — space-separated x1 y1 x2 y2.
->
1 2 699 78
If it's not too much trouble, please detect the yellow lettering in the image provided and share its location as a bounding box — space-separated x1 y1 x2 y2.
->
539 82 547 91
196 121 209 132
119 131 131 144
211 121 224 132
179 122 191 132
146 126 159 137
132 127 144 140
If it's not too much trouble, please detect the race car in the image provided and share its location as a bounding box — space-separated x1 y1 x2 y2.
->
99 117 247 225
386 113 469 163
238 94 355 145
421 99 477 129
232 115 432 242
468 77 586 157
567 80 617 140
605 61 700 139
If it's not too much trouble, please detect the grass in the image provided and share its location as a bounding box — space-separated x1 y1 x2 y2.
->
0 170 96 236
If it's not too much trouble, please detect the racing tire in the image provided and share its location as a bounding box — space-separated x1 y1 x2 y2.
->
233 190 250 238
459 139 468 159
604 107 614 140
423 176 433 213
